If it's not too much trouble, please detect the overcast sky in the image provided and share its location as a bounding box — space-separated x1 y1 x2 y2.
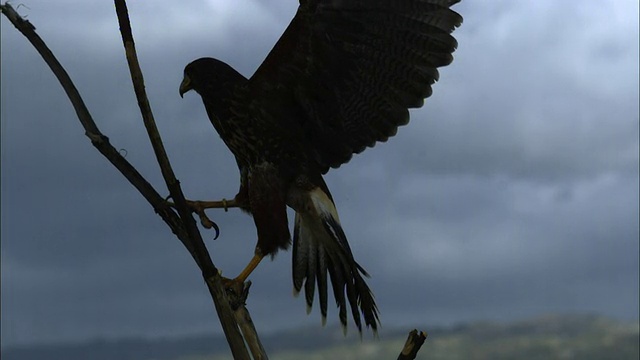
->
1 0 638 348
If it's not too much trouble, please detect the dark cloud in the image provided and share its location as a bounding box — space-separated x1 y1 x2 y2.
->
2 0 638 347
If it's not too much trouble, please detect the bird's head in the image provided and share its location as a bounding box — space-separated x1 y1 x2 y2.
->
179 57 246 98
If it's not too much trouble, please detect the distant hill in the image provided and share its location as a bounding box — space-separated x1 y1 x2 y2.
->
3 314 638 360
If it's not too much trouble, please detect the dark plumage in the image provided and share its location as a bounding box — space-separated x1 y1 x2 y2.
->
180 0 462 334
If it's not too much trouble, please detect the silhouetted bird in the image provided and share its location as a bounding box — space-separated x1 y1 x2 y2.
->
179 0 462 335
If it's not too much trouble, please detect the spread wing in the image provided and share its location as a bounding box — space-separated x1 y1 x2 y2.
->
247 0 463 173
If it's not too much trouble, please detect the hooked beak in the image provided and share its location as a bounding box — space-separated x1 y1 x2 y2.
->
179 75 192 98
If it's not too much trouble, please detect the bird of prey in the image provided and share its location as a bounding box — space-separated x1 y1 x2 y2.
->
179 0 462 334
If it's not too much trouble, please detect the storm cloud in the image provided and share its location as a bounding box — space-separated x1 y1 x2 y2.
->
1 0 638 346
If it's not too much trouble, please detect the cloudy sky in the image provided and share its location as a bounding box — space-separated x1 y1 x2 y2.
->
1 0 638 348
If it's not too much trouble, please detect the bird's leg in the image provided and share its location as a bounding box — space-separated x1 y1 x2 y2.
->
168 176 250 226
188 198 240 212
187 198 240 213
166 175 249 230
187 196 246 229
165 197 240 230
223 248 265 287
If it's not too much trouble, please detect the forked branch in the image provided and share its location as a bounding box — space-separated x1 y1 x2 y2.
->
1 2 259 359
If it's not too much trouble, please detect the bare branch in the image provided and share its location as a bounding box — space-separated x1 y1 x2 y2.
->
110 4 250 357
227 282 269 360
0 2 183 244
2 2 256 359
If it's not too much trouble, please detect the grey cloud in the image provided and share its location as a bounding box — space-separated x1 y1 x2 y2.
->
2 0 638 347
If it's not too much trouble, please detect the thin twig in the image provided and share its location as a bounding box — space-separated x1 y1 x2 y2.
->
112 0 206 269
0 3 185 247
113 1 250 358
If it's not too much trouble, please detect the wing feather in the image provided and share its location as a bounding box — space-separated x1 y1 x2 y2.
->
247 0 462 173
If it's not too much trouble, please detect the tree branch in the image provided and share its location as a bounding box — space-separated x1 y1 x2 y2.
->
228 282 269 360
1 2 256 359
111 2 251 357
0 3 184 248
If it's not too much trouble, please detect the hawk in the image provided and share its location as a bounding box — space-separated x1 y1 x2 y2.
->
179 0 462 334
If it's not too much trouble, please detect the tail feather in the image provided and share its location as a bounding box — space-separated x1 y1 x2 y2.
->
355 272 378 334
292 187 379 335
292 214 309 293
344 260 363 333
326 257 348 333
316 245 329 324
304 241 317 314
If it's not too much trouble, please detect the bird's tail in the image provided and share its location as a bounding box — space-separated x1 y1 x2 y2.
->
292 187 379 335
